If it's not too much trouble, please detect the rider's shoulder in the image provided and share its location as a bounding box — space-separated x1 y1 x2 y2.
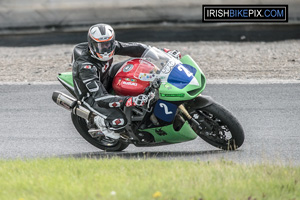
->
73 42 89 60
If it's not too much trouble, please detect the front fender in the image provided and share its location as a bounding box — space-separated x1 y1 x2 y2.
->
184 95 214 111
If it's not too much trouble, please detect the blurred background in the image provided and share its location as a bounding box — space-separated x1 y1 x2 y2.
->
0 0 299 46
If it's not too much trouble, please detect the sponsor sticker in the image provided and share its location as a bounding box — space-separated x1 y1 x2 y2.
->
122 81 138 86
160 93 185 97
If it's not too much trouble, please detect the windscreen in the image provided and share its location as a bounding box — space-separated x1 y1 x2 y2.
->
133 47 181 82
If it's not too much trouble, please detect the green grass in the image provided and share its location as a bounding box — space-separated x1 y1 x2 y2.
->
0 158 299 200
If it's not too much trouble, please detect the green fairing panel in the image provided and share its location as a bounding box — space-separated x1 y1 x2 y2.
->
141 121 198 143
159 55 206 101
58 72 74 87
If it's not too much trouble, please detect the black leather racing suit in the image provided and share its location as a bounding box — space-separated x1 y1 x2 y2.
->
72 41 147 131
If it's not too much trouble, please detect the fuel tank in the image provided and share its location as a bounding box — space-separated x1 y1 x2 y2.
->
112 58 152 96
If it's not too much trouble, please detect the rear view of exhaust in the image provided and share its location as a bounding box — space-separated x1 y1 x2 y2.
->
52 91 76 110
52 91 91 120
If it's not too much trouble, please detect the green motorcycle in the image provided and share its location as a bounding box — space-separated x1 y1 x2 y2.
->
52 47 244 151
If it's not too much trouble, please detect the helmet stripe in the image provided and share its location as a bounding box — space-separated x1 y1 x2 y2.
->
98 26 106 35
89 32 114 42
109 50 115 57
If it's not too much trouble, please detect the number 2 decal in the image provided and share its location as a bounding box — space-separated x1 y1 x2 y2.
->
154 100 177 122
159 103 173 115
178 65 193 77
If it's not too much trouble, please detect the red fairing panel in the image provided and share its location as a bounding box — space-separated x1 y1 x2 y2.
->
112 59 151 96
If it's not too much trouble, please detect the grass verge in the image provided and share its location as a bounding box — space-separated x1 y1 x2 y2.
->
0 158 299 200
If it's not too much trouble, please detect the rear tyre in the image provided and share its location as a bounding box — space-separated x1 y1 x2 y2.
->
71 113 129 151
189 102 244 150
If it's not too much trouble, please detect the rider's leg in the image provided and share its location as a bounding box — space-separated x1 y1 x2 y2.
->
82 96 127 139
86 60 129 139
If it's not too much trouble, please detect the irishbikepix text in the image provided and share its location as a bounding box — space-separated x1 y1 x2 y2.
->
202 5 288 22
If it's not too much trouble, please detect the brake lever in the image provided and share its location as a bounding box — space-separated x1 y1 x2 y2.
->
147 91 156 110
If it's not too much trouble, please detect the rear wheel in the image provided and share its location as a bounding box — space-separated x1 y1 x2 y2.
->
71 113 129 151
189 102 244 150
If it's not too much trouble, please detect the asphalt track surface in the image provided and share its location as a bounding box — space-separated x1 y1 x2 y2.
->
0 83 299 165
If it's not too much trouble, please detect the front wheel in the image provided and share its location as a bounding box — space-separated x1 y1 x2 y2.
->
71 113 129 151
189 102 244 150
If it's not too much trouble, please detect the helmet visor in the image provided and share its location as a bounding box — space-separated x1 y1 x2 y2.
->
90 39 116 54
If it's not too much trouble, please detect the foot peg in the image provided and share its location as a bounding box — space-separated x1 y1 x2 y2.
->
88 129 105 138
93 116 120 139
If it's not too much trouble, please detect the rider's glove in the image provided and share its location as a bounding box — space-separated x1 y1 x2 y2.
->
163 48 182 60
125 94 148 107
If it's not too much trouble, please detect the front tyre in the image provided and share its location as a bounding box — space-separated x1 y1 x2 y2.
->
71 113 129 151
189 102 244 150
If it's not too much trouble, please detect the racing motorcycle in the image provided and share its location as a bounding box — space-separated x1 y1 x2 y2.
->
52 47 244 151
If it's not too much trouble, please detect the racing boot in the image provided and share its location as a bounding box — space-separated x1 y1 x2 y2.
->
93 116 120 140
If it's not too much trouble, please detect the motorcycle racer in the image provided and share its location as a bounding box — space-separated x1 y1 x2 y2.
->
72 23 180 140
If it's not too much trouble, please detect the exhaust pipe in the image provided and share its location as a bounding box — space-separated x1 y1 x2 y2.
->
52 91 91 120
52 91 76 110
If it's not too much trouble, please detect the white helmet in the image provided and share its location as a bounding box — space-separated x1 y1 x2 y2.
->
87 24 116 62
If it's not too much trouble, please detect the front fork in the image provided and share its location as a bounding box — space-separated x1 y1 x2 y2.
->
178 104 202 132
180 95 215 134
